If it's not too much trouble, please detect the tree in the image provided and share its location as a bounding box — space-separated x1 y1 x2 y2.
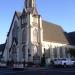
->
40 54 45 66
69 48 75 57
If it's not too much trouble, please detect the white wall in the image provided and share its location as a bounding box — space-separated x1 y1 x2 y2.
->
42 41 75 58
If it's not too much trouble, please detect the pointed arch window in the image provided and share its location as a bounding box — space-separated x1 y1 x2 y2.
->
12 21 19 42
12 44 17 62
34 46 37 55
22 45 26 59
33 28 38 42
21 17 27 25
22 28 27 43
60 47 63 58
21 10 27 25
53 47 57 58
65 47 68 58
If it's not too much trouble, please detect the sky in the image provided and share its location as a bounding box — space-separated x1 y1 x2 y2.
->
0 0 75 44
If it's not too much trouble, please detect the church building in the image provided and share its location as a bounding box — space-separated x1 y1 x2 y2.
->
3 0 75 66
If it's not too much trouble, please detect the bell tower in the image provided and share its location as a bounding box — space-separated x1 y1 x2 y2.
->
23 0 42 64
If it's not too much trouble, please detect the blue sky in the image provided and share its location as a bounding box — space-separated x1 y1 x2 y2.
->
0 0 75 44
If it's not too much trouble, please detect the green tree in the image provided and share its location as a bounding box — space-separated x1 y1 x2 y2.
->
40 54 45 66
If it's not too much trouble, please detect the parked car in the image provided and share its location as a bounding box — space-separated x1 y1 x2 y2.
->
53 59 61 65
61 59 73 66
52 58 62 67
52 58 75 67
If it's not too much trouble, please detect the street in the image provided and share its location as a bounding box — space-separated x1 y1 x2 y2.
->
0 67 75 75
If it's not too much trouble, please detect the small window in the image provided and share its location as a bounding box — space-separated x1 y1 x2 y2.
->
33 28 38 42
12 45 17 62
22 45 26 58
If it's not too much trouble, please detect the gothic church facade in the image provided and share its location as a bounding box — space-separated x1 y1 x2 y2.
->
3 0 75 65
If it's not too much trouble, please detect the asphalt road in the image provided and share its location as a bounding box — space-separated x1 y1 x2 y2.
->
0 68 75 75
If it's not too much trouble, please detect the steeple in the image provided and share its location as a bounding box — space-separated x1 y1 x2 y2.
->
24 0 38 15
25 0 35 10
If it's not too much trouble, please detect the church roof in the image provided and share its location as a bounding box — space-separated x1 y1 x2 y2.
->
7 11 21 36
42 20 69 44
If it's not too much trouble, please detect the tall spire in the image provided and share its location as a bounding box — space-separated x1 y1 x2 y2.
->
25 0 36 9
24 0 38 15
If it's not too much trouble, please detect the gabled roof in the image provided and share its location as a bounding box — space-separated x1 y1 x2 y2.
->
42 20 69 44
7 11 21 36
